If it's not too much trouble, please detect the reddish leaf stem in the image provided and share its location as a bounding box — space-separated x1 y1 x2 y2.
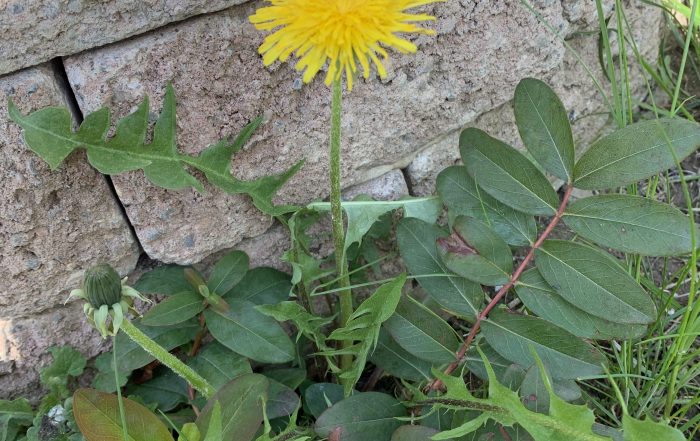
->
429 186 574 390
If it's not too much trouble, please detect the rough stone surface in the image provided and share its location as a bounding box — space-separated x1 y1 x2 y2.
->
61 0 655 265
407 1 660 195
0 66 140 398
0 0 249 75
0 303 108 400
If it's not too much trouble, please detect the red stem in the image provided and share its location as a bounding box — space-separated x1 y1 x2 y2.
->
429 186 574 390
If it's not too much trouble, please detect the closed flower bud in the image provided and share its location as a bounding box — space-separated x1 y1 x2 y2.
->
83 264 122 308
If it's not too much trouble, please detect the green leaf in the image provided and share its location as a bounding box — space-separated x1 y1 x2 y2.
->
326 275 407 394
391 425 438 440
134 265 193 296
463 345 518 385
384 296 461 364
188 342 252 391
574 118 700 189
266 380 300 420
516 269 647 340
225 267 291 304
369 329 435 382
535 241 657 325
141 291 205 326
256 301 332 350
437 216 513 286
114 320 198 372
262 368 306 390
9 85 301 216
621 414 685 441
73 388 175 441
437 166 536 247
203 402 223 441
461 128 559 216
0 399 33 441
196 374 268 441
519 364 581 414
481 309 606 379
127 369 188 412
303 383 347 419
208 250 249 295
308 197 441 255
205 299 295 364
92 352 129 393
397 218 483 320
39 346 87 399
563 194 700 256
514 78 575 182
315 392 406 441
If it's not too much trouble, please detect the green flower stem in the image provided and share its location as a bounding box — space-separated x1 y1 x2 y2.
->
113 338 129 441
329 77 354 379
119 319 215 399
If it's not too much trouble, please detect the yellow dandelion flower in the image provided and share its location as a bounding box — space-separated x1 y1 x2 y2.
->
249 0 441 91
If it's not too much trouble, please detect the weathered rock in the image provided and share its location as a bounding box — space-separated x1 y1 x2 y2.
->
0 302 108 401
0 0 249 75
407 1 660 195
0 66 140 398
62 1 660 265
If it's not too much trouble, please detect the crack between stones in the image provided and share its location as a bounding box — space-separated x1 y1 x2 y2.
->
49 57 145 255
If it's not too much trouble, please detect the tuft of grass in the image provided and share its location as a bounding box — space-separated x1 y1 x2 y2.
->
523 0 700 438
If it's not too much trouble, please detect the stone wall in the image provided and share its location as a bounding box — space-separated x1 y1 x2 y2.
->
0 0 661 399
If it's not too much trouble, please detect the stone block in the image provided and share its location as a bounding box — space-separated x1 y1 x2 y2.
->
0 0 249 75
63 0 602 265
0 66 140 397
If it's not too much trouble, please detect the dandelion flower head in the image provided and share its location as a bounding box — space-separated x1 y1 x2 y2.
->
249 0 441 91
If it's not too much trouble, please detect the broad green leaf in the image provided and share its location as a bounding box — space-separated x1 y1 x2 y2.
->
141 291 205 326
188 342 252 390
127 369 188 412
514 78 575 182
397 218 483 320
516 269 647 340
205 299 295 364
303 383 347 419
256 301 332 349
266 379 300 420
92 352 129 393
196 374 268 441
73 388 174 441
437 166 536 246
391 425 438 440
519 364 581 414
203 402 223 441
9 85 301 216
208 250 249 295
315 392 406 441
621 414 685 441
114 320 198 372
0 399 33 441
262 368 306 389
384 296 461 364
134 265 192 296
563 194 700 256
40 346 87 399
369 329 435 381
326 275 407 394
535 241 657 325
437 216 512 286
225 267 291 304
461 128 559 216
481 309 606 379
574 118 700 189
463 345 518 384
308 196 441 255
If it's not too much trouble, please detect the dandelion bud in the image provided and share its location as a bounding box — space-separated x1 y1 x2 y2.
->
83 264 122 308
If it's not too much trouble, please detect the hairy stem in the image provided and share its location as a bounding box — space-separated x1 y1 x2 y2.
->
329 78 354 380
120 319 215 399
430 186 575 390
